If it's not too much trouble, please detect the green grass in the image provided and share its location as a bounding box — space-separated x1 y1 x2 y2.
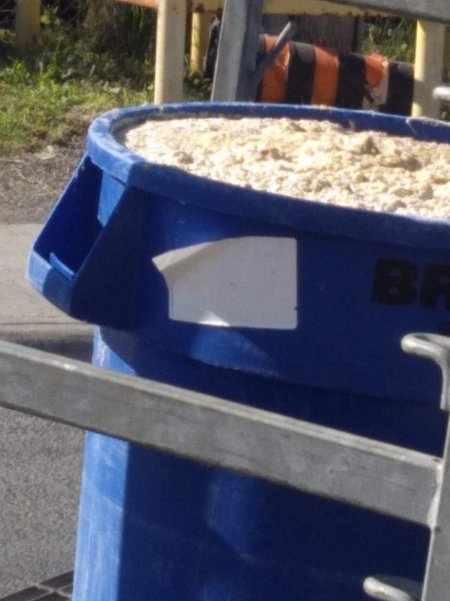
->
0 14 210 153
0 72 153 151
0 7 158 152
362 17 416 63
0 10 429 153
0 33 153 152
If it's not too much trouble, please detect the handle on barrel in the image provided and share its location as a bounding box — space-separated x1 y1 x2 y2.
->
402 333 450 412
27 155 143 329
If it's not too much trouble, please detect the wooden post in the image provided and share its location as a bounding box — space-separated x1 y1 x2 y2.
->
15 0 41 52
154 0 187 104
444 26 450 82
412 20 446 118
190 11 214 74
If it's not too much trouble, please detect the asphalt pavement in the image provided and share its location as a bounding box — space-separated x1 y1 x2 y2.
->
0 224 93 598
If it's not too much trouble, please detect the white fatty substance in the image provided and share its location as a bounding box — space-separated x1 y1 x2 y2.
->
117 115 450 219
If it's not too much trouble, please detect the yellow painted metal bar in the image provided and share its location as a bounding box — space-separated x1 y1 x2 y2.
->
154 0 187 103
264 0 385 15
412 20 446 118
115 0 386 16
15 0 41 51
118 0 450 117
115 0 159 7
190 11 215 74
444 27 450 82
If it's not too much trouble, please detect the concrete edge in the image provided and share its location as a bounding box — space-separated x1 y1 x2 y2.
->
0 571 73 601
0 325 94 362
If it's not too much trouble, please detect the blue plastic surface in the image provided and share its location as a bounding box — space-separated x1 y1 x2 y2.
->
28 102 450 404
27 103 450 601
71 331 435 601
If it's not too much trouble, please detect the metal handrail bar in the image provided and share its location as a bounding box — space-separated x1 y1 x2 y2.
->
1 332 450 599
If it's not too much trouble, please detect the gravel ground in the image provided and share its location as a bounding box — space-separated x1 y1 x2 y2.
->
0 134 86 223
0 133 88 597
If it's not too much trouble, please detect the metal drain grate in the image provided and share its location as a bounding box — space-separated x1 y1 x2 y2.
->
0 572 73 601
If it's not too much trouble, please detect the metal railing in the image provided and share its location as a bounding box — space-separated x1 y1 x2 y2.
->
211 0 449 119
0 332 450 600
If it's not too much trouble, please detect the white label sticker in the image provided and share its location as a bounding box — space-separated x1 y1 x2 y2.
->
152 236 297 329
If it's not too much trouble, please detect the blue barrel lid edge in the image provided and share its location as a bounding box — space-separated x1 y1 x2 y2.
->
86 102 450 250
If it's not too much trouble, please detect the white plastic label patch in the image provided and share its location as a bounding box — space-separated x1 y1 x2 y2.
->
152 237 298 329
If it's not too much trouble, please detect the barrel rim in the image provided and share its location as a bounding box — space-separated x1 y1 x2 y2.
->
86 102 450 249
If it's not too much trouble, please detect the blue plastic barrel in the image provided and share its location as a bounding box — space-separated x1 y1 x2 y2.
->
28 103 450 601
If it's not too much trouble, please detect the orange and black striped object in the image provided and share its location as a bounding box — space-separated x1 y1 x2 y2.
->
257 35 414 116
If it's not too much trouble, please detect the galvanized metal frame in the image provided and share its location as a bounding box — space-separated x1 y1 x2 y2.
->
211 0 450 117
0 339 439 526
325 0 449 23
1 332 450 599
106 0 449 115
211 5 299 100
211 0 265 101
401 334 450 601
434 86 450 104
